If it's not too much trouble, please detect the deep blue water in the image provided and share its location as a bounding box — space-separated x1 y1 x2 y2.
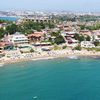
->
0 17 19 21
0 58 100 100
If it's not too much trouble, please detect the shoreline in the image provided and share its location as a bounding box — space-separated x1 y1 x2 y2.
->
1 51 100 65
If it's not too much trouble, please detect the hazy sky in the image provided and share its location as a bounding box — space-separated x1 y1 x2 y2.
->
1 0 100 12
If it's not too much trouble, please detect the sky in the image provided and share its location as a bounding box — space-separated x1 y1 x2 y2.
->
1 0 100 12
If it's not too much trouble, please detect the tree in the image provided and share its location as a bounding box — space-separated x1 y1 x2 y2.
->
74 45 82 51
80 25 85 30
22 21 55 32
86 35 91 41
51 32 60 37
6 24 19 34
78 35 85 42
62 45 67 49
54 35 65 45
74 33 85 42
48 22 55 29
74 33 80 40
0 28 5 38
94 40 99 46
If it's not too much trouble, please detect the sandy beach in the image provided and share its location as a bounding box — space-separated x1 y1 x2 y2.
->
0 49 100 65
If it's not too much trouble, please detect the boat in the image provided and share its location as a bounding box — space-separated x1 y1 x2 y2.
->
67 56 79 60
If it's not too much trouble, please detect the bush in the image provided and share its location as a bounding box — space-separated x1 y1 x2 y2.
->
54 35 65 45
74 33 85 42
94 40 99 46
95 48 100 51
74 45 82 51
30 49 34 52
53 44 61 50
62 45 67 49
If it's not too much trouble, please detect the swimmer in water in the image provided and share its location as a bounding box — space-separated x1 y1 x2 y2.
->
33 96 38 99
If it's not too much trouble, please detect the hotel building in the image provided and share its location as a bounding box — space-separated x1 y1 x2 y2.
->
4 32 29 46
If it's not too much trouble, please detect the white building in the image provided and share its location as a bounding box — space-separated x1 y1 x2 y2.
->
93 30 100 42
4 32 29 45
61 31 76 37
81 41 95 48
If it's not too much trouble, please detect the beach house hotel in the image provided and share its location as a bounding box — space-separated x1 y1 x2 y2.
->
4 32 29 46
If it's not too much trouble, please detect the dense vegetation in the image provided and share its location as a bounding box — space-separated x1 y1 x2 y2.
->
0 21 55 38
80 24 100 30
0 19 12 24
78 15 100 22
49 31 65 45
74 33 91 42
52 15 100 22
54 35 65 45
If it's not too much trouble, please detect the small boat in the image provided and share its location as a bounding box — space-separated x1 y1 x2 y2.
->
67 56 79 60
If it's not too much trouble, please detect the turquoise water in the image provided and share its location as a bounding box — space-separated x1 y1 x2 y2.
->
0 17 19 21
0 58 100 100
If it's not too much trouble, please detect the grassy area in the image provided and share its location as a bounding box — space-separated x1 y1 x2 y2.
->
86 48 100 52
53 44 62 50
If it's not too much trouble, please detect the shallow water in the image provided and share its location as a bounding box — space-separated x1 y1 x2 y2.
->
0 58 100 100
0 17 19 21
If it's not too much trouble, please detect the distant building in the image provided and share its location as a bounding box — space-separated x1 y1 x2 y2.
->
22 17 56 23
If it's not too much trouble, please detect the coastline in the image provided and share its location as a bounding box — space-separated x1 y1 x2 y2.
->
0 16 19 21
0 50 100 65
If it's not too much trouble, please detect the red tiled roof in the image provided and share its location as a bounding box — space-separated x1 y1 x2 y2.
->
34 32 44 34
27 34 41 38
27 32 44 38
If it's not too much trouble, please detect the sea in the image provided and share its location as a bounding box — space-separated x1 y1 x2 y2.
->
0 16 19 21
0 57 100 100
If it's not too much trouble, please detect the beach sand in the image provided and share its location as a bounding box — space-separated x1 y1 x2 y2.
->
0 50 100 65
